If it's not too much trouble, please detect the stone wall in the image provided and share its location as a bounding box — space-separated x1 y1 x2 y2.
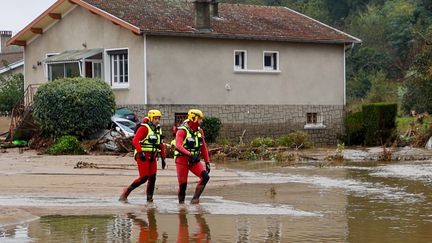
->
120 104 345 145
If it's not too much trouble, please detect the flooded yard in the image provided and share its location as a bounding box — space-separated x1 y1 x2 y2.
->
1 159 432 242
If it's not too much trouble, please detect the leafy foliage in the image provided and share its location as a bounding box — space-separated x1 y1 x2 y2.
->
201 116 222 143
342 111 365 145
402 30 432 113
251 137 275 147
0 73 24 116
33 78 116 137
276 131 312 148
47 135 85 155
362 103 398 145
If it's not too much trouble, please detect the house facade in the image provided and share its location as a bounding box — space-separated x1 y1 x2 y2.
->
0 31 23 77
8 0 361 144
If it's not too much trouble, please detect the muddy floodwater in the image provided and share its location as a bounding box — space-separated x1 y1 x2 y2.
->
1 160 432 242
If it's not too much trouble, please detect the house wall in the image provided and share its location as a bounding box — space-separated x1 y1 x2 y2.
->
123 104 344 145
146 36 345 106
24 6 145 104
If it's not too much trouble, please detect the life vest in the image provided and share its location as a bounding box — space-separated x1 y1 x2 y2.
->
174 123 203 158
134 122 163 155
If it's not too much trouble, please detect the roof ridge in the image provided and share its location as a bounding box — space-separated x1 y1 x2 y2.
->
220 2 287 9
283 7 362 43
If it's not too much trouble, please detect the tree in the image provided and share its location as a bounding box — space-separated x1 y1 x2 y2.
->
0 73 24 116
402 27 432 113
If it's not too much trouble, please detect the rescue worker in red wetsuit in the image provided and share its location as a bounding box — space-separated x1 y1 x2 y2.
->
119 110 166 203
174 109 211 204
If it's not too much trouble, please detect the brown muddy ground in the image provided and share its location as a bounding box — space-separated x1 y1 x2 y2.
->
0 116 10 134
0 148 239 227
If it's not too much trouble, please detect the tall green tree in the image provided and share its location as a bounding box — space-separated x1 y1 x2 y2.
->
0 73 24 116
402 26 432 113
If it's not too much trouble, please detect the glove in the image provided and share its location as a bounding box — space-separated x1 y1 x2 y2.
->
138 151 146 161
189 155 200 164
205 163 211 174
161 157 166 170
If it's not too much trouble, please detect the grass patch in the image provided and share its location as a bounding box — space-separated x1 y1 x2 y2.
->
396 116 414 134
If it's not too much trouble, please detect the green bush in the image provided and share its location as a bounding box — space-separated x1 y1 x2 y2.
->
33 78 116 137
201 116 222 143
0 73 24 115
251 137 275 147
47 135 85 155
362 103 398 145
276 136 293 147
343 111 365 145
276 131 311 149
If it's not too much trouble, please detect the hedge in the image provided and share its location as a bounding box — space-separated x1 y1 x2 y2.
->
362 103 397 146
33 77 116 137
343 111 365 145
201 116 222 143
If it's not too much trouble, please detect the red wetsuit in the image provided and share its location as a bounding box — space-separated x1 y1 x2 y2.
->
123 118 166 201
175 121 210 203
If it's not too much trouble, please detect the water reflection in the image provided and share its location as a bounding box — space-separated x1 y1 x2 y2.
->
129 209 164 243
0 224 30 241
177 208 211 243
236 217 250 242
263 217 282 243
1 211 289 242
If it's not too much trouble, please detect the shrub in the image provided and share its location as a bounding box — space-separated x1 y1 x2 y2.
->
362 103 398 146
276 131 311 149
33 78 116 137
343 111 365 145
0 73 24 115
250 137 275 147
201 116 222 143
276 135 293 147
47 135 85 155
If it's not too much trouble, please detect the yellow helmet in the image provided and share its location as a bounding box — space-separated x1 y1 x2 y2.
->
188 109 204 123
148 109 162 122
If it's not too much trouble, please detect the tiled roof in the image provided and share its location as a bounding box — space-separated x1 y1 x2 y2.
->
82 0 360 44
0 52 23 69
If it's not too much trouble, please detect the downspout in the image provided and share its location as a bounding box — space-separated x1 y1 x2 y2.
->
143 32 148 104
343 44 346 106
344 42 359 106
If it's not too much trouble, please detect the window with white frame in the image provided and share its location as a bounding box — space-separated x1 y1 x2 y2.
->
263 51 278 70
107 49 128 87
304 112 326 129
48 62 80 81
234 50 246 70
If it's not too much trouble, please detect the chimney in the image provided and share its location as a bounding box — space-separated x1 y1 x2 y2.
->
194 0 211 31
0 31 13 53
211 0 219 18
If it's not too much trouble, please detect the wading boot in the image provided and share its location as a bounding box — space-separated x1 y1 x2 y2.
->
191 185 205 204
146 175 156 203
179 182 187 204
179 194 185 204
118 188 129 203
